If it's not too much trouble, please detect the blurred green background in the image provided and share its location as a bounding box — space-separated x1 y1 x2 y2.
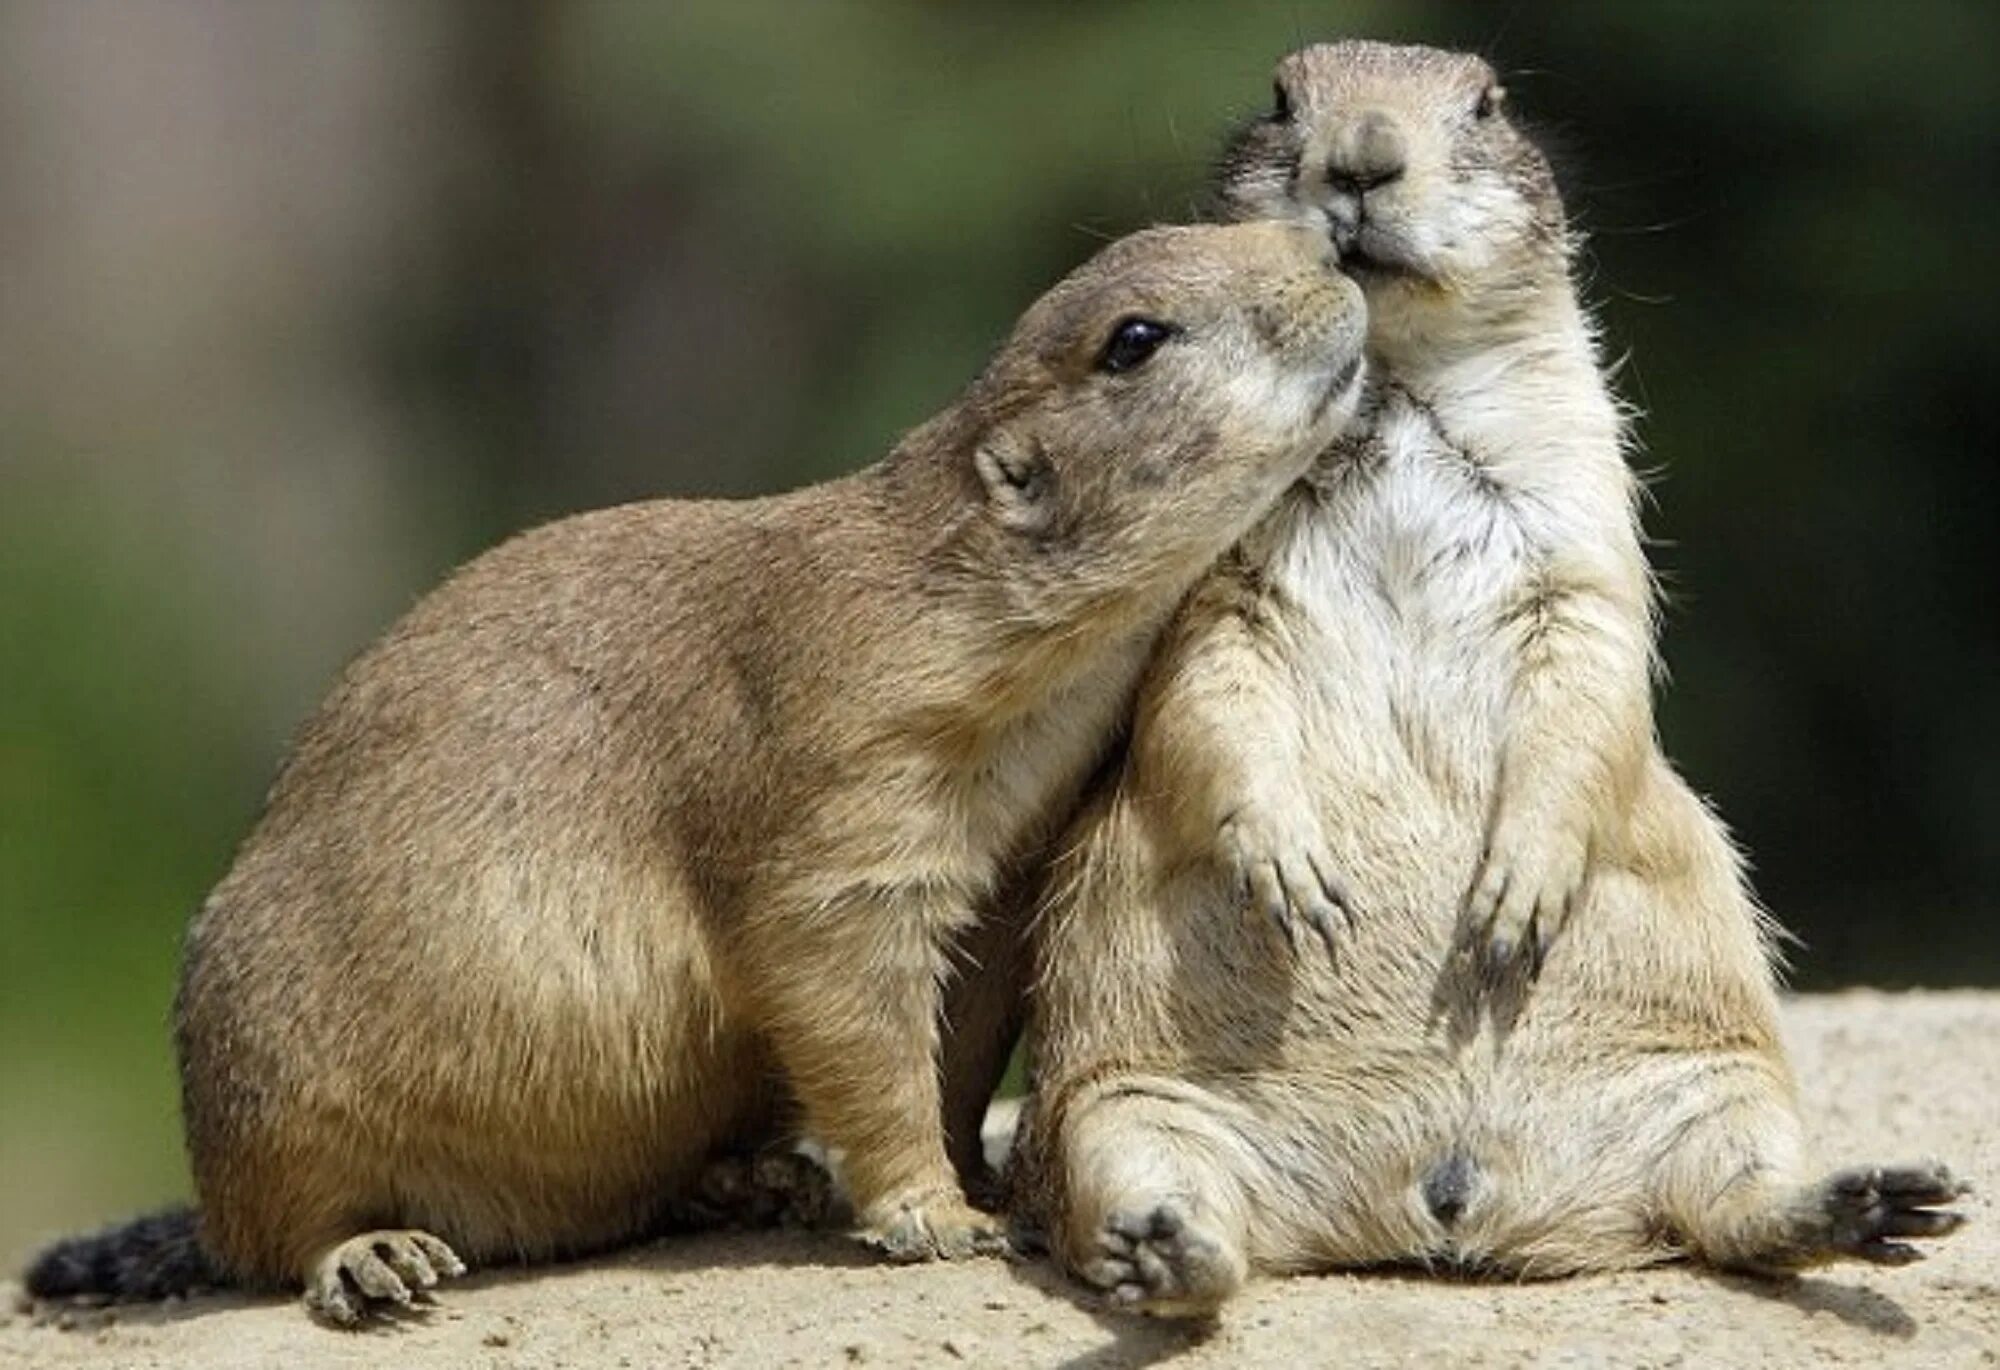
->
3 0 1996 1269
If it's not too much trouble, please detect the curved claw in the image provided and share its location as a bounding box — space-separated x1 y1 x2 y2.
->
1531 922 1556 977
1850 1239 1922 1265
1466 864 1566 984
1301 901 1342 958
1307 854 1358 930
1245 859 1299 955
1277 858 1358 959
1266 893 1299 954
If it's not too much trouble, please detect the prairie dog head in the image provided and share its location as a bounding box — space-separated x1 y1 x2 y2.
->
1217 41 1565 335
925 220 1366 620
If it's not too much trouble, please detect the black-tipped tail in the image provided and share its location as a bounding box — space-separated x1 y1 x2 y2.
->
24 1206 227 1301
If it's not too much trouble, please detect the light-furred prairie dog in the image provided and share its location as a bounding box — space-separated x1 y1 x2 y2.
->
25 221 1370 1323
1014 40 1966 1315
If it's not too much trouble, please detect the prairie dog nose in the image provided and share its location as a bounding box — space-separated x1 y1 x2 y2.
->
1326 110 1407 195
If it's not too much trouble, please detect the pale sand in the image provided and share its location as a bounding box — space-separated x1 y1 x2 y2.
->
5 991 1995 1369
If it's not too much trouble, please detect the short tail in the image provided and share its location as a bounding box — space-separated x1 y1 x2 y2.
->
24 1205 228 1301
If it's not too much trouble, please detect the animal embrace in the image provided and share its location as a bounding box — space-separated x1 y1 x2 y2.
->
24 40 1964 1326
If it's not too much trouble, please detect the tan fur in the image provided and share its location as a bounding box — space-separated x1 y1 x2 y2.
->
1015 41 1965 1315
165 220 1369 1320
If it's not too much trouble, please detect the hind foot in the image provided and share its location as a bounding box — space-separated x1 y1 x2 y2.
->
1803 1163 1969 1266
1734 1163 1970 1274
683 1149 844 1230
1078 1198 1245 1317
304 1229 466 1326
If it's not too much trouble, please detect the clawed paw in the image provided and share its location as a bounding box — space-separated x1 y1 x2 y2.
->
1077 1198 1243 1317
861 1193 1011 1263
684 1149 843 1230
1219 808 1357 957
305 1229 465 1326
1812 1163 1971 1266
1464 817 1588 977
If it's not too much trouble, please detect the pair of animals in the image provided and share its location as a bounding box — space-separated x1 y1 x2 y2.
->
26 39 1965 1324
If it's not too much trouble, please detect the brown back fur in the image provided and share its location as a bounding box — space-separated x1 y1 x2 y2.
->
165 219 1369 1311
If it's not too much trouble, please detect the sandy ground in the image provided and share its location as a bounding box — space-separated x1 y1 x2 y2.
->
4 990 1997 1370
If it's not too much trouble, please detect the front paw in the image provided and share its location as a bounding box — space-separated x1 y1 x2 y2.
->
859 1190 1011 1263
305 1230 466 1326
1464 812 1589 975
1218 805 1355 956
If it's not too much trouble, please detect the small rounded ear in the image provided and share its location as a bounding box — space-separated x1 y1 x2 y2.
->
974 428 1056 532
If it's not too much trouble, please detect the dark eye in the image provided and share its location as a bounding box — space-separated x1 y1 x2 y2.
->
1097 317 1178 374
1474 85 1505 120
1271 80 1293 122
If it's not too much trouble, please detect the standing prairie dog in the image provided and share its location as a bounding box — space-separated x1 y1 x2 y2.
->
25 221 1369 1322
1015 41 1965 1315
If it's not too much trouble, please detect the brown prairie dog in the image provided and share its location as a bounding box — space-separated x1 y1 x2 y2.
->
1015 40 1966 1316
25 220 1369 1323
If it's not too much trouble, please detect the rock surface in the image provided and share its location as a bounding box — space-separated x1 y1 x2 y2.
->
4 991 1995 1369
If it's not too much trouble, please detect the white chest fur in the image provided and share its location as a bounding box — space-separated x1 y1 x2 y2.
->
1275 321 1631 801
1258 388 1533 804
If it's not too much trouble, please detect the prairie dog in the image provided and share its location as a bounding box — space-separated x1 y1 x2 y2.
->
1015 41 1965 1315
25 221 1369 1322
